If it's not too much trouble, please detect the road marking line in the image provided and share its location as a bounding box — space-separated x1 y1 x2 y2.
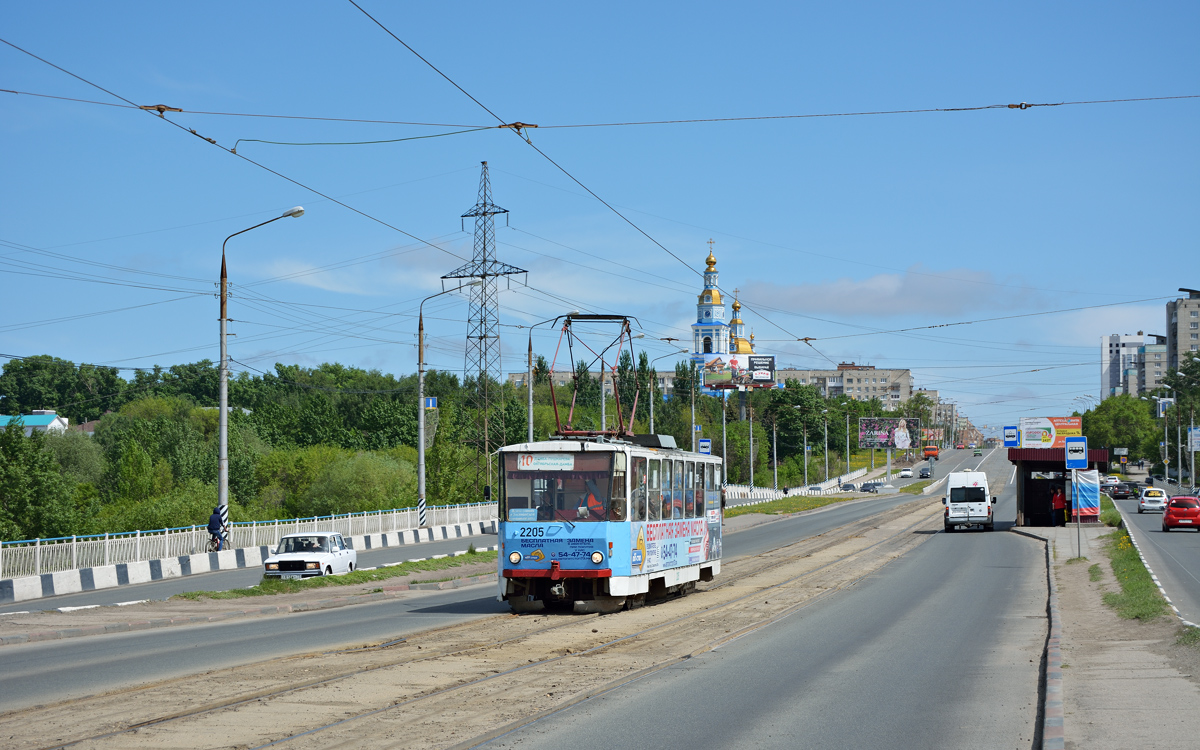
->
57 605 100 613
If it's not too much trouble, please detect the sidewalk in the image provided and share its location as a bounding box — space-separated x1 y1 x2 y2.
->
1017 524 1200 749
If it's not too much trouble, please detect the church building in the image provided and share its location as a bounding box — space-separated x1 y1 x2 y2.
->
691 246 754 356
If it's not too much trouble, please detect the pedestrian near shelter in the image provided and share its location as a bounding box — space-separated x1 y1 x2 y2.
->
1007 447 1110 526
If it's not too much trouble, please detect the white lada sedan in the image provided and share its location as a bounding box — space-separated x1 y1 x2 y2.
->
264 532 356 579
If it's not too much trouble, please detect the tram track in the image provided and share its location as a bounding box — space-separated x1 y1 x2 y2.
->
15 496 942 750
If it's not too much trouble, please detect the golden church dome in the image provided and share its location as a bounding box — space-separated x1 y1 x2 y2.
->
705 250 717 272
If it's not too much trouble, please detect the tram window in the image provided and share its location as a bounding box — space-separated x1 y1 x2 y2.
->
632 457 648 522
647 459 661 521
662 459 674 520
706 463 715 491
685 461 696 518
673 461 684 519
611 452 628 521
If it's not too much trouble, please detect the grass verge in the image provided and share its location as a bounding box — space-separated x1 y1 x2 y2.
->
1088 563 1102 582
899 480 932 495
725 494 853 518
1178 626 1200 648
1100 494 1122 527
1101 528 1168 621
173 550 498 600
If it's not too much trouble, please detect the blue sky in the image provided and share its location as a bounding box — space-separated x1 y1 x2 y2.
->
2 1 1196 433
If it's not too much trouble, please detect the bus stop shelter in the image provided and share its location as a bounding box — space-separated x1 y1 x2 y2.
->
1007 447 1110 526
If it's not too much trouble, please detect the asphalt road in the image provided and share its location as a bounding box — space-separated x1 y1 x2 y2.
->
0 449 1013 715
4 449 987 615
0 533 498 615
485 451 1046 750
0 584 509 712
1116 493 1200 625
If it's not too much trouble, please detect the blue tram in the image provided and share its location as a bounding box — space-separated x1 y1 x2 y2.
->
498 436 724 613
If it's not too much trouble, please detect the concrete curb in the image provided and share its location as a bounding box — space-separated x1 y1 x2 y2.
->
1008 527 1064 750
0 569 499 648
0 521 497 605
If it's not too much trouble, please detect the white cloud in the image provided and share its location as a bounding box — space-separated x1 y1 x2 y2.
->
741 264 1045 318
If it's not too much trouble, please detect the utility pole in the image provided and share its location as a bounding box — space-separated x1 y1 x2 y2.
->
845 412 850 479
691 365 696 452
773 420 778 491
217 207 304 547
600 366 606 434
721 392 727 486
749 397 755 488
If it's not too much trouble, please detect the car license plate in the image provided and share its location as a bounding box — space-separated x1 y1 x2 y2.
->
1180 520 1192 524
283 573 303 579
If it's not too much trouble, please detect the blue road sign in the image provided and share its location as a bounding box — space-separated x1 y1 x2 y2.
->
694 424 703 432
698 438 712 455
1003 426 1020 448
424 397 437 409
1065 436 1088 469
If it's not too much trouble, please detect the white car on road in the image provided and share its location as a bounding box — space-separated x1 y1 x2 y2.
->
264 532 357 578
899 468 913 478
1138 488 1168 514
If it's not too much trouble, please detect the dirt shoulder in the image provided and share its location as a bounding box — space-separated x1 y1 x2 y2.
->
0 560 499 644
1054 542 1200 749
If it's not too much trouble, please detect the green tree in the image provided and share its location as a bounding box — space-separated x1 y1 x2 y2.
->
0 418 79 539
0 355 126 424
1081 393 1158 462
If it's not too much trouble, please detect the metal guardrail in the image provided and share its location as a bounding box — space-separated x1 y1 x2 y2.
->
724 467 872 502
0 502 498 580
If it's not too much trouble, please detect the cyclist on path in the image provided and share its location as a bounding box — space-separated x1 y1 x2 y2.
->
207 507 225 551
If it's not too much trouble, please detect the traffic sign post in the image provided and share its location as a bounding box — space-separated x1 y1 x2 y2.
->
698 438 712 455
423 397 437 409
1064 437 1088 470
1003 426 1020 448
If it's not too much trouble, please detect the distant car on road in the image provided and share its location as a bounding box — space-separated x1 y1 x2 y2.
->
840 483 857 492
1109 483 1137 499
973 448 983 457
919 467 932 479
264 532 357 579
860 482 881 493
899 468 913 478
1138 488 1168 514
1162 496 1200 531
956 444 966 450
807 485 824 492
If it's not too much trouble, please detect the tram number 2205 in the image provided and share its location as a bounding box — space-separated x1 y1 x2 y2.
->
517 526 546 538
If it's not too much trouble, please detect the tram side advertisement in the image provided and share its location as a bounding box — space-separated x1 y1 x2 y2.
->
631 518 711 575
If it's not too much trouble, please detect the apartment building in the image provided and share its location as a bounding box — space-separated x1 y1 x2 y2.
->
773 362 914 409
1167 288 1200 370
1140 336 1168 392
1100 332 1144 400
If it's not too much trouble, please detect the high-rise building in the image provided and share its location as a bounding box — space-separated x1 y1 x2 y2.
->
1139 335 1168 392
1100 333 1144 400
1167 288 1200 371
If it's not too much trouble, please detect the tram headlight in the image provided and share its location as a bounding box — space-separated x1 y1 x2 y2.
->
508 551 522 565
591 551 604 564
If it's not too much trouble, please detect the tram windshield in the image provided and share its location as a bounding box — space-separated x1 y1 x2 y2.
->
502 451 614 522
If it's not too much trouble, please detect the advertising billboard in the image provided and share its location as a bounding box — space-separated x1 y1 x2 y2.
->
859 417 921 449
921 428 944 442
1018 417 1083 449
697 353 776 388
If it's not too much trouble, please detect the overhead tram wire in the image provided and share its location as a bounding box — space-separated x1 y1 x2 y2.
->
0 38 472 271
0 295 200 334
3 39 640 353
343 4 815 352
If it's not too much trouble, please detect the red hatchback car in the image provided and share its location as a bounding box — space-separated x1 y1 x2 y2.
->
1162 496 1200 532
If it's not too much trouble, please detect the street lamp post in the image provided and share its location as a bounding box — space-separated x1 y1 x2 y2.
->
526 312 576 443
822 409 829 483
217 207 304 546
648 349 687 434
794 405 807 487
418 282 480 527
